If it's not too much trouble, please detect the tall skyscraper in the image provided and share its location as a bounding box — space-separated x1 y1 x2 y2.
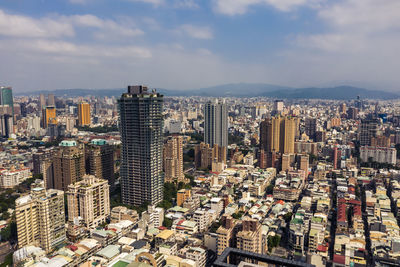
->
0 114 13 138
67 175 110 229
305 118 317 140
87 139 115 190
259 116 282 153
283 117 297 154
0 86 14 117
39 94 46 110
16 186 66 252
42 106 56 128
47 93 55 106
118 85 164 206
163 135 185 183
259 116 296 154
360 119 379 146
273 100 284 115
53 140 85 191
204 99 228 149
78 102 91 126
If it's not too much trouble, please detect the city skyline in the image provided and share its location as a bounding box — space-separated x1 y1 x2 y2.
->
1 0 400 92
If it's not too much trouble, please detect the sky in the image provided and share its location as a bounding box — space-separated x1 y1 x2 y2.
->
1 0 400 92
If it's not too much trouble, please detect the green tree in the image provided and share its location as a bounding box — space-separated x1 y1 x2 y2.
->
163 217 172 228
267 235 281 252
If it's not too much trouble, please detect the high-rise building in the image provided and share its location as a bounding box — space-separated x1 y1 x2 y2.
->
86 139 115 190
204 99 228 149
15 186 66 252
0 86 14 117
0 114 13 138
216 214 239 255
118 85 164 206
283 117 297 154
273 100 284 115
78 102 91 126
359 119 379 146
39 94 46 110
194 142 226 170
53 141 85 191
42 106 56 128
304 118 317 140
299 154 309 176
163 135 185 183
259 116 297 154
236 217 262 254
47 93 55 106
67 175 110 229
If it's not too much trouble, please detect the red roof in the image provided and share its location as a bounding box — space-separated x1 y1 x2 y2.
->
337 203 347 222
66 245 78 251
348 199 361 206
317 244 328 252
333 254 346 264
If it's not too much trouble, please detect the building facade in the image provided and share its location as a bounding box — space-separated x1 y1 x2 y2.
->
78 102 91 126
16 187 66 252
204 99 228 149
87 139 115 190
67 175 110 228
118 85 164 206
163 136 185 183
53 140 85 191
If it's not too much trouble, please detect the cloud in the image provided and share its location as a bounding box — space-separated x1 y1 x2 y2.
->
318 0 400 33
296 0 400 52
0 39 152 58
176 24 213 39
173 0 199 9
0 10 75 38
213 0 318 15
66 14 144 39
0 9 143 42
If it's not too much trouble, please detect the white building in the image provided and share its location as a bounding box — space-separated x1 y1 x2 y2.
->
360 146 397 165
193 209 210 232
210 197 224 216
142 205 164 229
0 168 31 188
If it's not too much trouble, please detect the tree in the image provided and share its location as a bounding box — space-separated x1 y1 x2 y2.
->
267 235 281 252
163 217 172 228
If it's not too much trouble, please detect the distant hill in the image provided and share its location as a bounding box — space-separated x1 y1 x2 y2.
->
265 86 399 100
16 83 399 100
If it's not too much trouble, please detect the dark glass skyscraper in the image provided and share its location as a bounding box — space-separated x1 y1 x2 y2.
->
0 86 14 116
118 85 164 206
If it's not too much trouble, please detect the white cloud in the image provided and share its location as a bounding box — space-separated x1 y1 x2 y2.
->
0 10 75 38
0 39 152 59
319 0 400 33
173 0 199 9
0 9 143 42
66 15 144 38
177 24 213 39
213 0 318 15
296 0 400 52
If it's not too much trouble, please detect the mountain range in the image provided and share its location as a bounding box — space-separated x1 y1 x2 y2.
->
15 83 399 100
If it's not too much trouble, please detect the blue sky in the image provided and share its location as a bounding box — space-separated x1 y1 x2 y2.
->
1 0 400 92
